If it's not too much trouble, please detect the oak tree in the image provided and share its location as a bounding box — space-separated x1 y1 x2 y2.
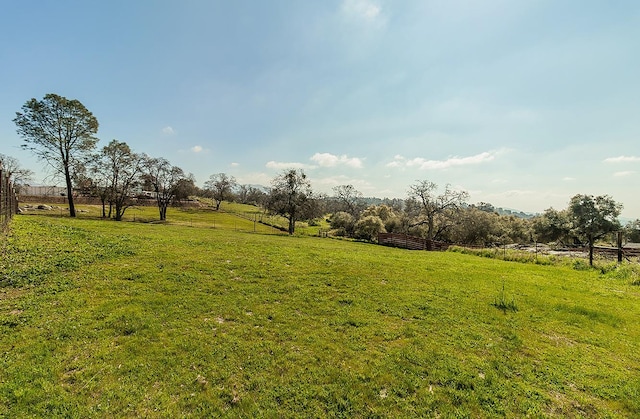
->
143 156 188 221
568 194 622 266
204 173 237 211
407 180 469 240
267 169 316 235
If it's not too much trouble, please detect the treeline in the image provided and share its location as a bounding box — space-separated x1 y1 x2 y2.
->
7 93 639 265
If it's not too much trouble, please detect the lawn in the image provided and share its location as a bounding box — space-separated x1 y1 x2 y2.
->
1 211 639 417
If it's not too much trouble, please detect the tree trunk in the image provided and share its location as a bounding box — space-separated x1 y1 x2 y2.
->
427 215 435 240
115 201 124 221
64 166 76 217
589 234 594 266
288 216 295 235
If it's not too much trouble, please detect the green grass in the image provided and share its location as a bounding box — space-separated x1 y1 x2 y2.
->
1 213 640 417
19 202 288 235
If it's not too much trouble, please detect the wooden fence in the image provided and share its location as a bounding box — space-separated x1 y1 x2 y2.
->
378 232 640 263
0 165 19 231
378 233 450 251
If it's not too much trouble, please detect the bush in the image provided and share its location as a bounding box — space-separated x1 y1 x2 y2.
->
572 259 591 271
330 212 355 236
601 263 640 284
353 215 386 242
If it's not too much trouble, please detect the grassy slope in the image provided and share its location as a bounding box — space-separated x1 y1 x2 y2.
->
1 214 639 417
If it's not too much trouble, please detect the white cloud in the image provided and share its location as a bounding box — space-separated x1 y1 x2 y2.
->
162 126 176 135
230 162 240 167
386 155 405 168
563 177 576 181
404 151 497 170
237 172 272 186
604 155 640 163
613 171 635 177
310 152 364 168
312 175 373 191
266 161 312 170
191 145 203 153
341 0 382 23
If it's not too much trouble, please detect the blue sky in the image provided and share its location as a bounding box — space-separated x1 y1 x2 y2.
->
1 0 639 217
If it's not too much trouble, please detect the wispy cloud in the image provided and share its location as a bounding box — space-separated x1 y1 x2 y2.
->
341 0 383 23
162 126 176 135
310 152 363 168
266 161 312 170
613 171 635 177
604 155 640 163
312 175 372 190
388 151 497 170
190 145 203 153
386 154 406 168
230 162 240 167
563 177 576 181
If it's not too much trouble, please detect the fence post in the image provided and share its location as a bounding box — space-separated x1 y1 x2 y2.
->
1 165 19 231
617 231 623 263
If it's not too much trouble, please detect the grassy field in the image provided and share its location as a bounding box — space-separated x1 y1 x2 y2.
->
1 208 639 417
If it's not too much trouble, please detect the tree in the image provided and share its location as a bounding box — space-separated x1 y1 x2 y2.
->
448 207 502 246
143 156 188 221
0 154 34 194
14 94 99 217
100 140 144 221
532 208 572 245
267 169 316 235
204 173 237 210
71 160 112 218
332 184 365 218
407 180 469 240
568 194 622 266
173 174 197 202
624 219 640 243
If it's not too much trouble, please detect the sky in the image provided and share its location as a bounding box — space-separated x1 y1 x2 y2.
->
1 0 639 218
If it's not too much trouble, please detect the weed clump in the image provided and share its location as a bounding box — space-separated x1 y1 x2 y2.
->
600 263 640 285
448 245 555 266
492 281 518 313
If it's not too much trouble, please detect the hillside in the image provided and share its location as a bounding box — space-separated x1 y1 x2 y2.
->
1 211 639 417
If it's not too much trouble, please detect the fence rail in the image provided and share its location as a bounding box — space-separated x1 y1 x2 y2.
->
378 233 450 251
0 165 19 231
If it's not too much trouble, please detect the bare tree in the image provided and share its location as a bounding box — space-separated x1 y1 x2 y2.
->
14 94 99 217
332 184 365 218
99 140 144 221
407 180 469 240
143 156 188 221
204 173 237 210
237 184 266 206
0 154 34 194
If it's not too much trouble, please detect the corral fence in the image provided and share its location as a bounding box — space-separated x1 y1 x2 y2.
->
378 232 640 263
378 233 450 251
0 164 19 231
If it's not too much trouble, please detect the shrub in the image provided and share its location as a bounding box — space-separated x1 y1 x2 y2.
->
572 259 591 271
353 215 386 242
601 263 640 284
330 212 355 236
